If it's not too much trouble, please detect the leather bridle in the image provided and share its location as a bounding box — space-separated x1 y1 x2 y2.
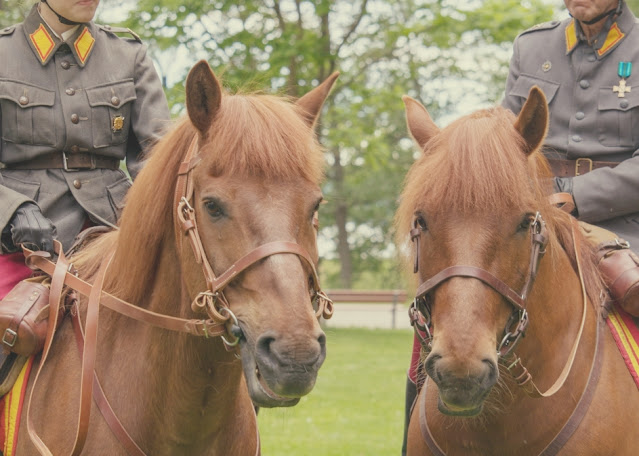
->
409 213 605 456
22 134 334 456
173 136 334 346
409 212 548 358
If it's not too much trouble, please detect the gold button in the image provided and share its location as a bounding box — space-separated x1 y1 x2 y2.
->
70 145 79 153
73 179 82 189
111 96 120 106
65 88 75 96
71 114 79 124
61 61 70 69
19 96 28 105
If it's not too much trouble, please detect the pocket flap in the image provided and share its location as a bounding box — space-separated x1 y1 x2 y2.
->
86 79 136 108
510 74 560 104
598 87 639 111
0 79 55 108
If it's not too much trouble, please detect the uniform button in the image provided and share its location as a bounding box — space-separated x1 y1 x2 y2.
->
61 61 70 69
111 96 120 106
65 88 75 96
73 179 82 189
71 114 79 124
18 96 28 105
575 111 585 120
70 145 79 153
572 135 582 142
579 80 590 89
620 99 629 109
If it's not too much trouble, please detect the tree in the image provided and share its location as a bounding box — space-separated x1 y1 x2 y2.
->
2 0 556 288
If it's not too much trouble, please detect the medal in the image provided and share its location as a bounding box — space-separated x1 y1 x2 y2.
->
613 61 632 97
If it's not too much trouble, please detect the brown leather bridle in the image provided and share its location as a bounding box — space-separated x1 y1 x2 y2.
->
174 136 334 347
409 213 605 456
22 134 333 456
409 212 548 358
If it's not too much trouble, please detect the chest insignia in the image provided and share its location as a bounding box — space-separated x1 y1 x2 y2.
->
614 61 632 98
29 24 55 64
112 115 125 132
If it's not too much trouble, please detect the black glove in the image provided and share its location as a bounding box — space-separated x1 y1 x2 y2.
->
553 177 578 217
7 203 57 254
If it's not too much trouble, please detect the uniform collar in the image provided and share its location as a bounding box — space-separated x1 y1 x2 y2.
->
23 4 96 67
564 1 636 58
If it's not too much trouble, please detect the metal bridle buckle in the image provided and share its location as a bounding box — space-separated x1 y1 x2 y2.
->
218 306 241 347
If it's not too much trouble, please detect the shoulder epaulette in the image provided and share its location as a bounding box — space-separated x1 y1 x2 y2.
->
0 25 16 37
519 20 561 37
97 24 142 43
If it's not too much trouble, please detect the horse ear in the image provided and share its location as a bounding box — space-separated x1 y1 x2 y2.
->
185 60 222 135
402 95 440 152
296 72 339 127
513 86 548 156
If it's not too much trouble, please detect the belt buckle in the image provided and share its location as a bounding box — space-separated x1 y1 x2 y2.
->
63 151 79 172
575 158 593 176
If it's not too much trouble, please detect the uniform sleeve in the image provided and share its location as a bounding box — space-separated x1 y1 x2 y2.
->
572 156 639 223
125 44 170 180
501 37 524 115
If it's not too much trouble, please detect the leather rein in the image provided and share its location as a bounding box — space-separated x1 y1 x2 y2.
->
21 134 334 456
408 213 604 456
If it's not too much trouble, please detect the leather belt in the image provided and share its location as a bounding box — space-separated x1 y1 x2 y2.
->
5 152 120 171
548 158 618 177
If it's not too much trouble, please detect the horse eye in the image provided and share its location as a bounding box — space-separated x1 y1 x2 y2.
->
518 214 534 232
415 215 428 231
204 200 225 219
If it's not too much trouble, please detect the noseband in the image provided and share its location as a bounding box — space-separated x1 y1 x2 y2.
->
408 212 548 357
174 136 334 346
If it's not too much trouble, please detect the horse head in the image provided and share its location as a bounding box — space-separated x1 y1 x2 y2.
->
176 61 338 407
398 87 550 416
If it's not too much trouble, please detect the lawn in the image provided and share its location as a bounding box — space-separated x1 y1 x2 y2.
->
258 327 414 456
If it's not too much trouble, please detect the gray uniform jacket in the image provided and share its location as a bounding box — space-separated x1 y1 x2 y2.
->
0 5 170 251
502 2 639 251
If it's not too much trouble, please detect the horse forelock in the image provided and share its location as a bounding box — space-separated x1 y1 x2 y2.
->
200 93 325 184
395 106 604 306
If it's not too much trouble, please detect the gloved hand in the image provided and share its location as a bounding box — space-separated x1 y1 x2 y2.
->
8 203 57 255
553 177 578 217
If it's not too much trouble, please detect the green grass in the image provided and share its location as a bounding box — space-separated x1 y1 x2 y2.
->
258 328 414 456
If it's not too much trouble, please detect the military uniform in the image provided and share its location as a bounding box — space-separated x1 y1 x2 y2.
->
502 2 639 252
0 4 170 252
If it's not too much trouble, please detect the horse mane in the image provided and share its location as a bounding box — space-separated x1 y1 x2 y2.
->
71 90 325 306
395 106 604 307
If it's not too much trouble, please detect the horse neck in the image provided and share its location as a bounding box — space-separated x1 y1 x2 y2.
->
97 239 256 452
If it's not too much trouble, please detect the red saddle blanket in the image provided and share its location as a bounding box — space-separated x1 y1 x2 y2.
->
607 303 639 390
0 357 34 456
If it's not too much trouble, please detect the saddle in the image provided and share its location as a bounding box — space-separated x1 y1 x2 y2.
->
0 226 112 396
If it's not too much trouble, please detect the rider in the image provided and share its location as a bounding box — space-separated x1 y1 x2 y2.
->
402 0 639 453
0 0 169 364
0 0 169 292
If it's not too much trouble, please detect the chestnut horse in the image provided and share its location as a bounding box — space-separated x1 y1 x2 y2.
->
396 87 639 455
17 61 338 455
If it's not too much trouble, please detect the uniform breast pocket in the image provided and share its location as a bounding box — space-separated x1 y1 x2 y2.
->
0 79 56 146
597 88 639 147
509 74 560 105
86 79 136 149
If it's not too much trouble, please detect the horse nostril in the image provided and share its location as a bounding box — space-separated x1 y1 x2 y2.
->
317 332 326 349
482 358 499 386
256 334 276 360
424 353 442 381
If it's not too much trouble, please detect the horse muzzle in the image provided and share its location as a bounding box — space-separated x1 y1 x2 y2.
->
240 329 326 408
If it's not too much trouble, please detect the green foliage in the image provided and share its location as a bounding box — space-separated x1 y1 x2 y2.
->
0 0 32 28
259 328 414 455
2 0 560 288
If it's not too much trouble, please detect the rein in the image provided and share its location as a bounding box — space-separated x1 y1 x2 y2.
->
21 134 334 455
409 215 604 455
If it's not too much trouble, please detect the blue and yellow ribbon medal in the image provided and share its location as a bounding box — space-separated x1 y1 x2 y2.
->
613 61 632 97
